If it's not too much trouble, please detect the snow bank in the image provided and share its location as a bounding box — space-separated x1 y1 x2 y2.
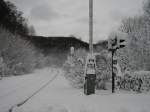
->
0 67 58 112
13 72 150 112
12 104 69 112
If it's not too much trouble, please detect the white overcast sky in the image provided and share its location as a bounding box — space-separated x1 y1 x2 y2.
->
10 0 144 42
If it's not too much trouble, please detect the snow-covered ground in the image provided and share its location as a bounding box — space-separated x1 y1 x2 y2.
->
0 68 59 112
9 68 150 112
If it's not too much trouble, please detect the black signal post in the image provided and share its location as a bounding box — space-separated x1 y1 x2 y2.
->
111 50 115 93
108 35 126 93
109 48 116 93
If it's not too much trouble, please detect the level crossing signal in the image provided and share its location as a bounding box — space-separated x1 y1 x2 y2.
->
108 36 126 51
108 33 127 93
108 36 118 50
117 38 126 48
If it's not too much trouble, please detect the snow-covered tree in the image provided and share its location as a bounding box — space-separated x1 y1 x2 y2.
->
116 0 150 71
95 50 111 89
63 49 87 88
0 28 37 76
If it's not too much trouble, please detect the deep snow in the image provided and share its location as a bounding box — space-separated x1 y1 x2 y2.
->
0 68 150 112
0 68 58 112
10 68 150 112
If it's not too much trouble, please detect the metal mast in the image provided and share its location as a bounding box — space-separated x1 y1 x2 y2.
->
89 0 93 55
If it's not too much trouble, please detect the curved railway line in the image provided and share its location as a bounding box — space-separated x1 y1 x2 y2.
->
3 68 60 112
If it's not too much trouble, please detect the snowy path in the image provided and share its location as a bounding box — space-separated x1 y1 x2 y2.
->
14 70 150 112
0 68 59 112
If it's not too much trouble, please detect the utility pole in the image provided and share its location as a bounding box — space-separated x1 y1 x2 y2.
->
89 0 93 55
84 0 96 95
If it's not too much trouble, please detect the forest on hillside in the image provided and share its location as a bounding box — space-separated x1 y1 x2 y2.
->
0 0 104 78
0 0 66 77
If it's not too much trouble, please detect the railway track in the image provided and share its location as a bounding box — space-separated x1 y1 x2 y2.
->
8 68 60 112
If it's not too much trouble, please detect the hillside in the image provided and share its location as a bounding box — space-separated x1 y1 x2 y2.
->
24 36 107 55
24 36 88 55
22 35 107 66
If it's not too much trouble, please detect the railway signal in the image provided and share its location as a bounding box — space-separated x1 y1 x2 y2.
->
108 33 127 93
108 36 118 50
117 38 126 48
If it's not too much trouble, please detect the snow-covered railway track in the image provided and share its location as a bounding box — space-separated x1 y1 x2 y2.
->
0 68 61 112
8 68 59 112
0 74 50 100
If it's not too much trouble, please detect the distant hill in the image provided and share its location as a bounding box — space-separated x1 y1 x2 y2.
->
24 36 89 55
24 36 107 54
23 35 107 66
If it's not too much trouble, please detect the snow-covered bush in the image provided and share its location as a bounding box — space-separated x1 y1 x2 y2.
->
132 71 150 92
116 48 131 73
132 71 150 77
34 53 49 69
0 28 37 76
0 56 8 77
95 50 111 90
116 70 150 92
63 49 87 88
